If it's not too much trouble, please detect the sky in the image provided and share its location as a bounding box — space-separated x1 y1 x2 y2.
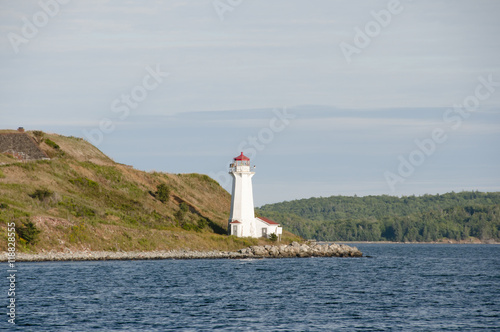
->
1 0 499 206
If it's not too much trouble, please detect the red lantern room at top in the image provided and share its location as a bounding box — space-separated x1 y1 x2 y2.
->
229 152 252 173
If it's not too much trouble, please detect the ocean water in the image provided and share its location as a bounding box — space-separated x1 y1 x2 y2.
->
3 244 500 331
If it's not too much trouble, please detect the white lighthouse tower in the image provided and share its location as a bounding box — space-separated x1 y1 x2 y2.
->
228 152 282 239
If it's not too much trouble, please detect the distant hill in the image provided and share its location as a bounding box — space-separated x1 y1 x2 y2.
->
0 130 299 252
256 192 500 242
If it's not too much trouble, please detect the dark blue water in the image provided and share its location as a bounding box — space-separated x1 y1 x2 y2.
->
3 244 500 331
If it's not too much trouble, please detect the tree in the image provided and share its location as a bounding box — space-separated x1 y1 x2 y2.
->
17 220 41 245
155 184 171 203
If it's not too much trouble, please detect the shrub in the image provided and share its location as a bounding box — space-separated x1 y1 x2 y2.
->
179 202 189 212
175 202 189 225
17 220 41 245
29 188 53 201
32 131 44 144
181 223 196 231
44 139 60 150
69 222 87 243
77 206 95 217
156 183 171 203
269 233 278 242
197 217 208 230
69 177 99 190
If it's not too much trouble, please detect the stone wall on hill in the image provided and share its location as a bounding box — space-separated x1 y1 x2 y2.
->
0 133 49 160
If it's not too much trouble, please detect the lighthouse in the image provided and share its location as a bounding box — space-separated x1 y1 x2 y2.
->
228 152 282 239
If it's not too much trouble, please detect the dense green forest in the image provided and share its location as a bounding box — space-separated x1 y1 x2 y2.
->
256 192 500 242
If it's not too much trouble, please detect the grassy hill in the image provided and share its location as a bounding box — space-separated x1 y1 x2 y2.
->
257 193 500 243
0 131 299 252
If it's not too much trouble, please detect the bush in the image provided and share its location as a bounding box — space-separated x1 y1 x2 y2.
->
29 188 53 201
17 220 41 245
69 177 99 190
44 139 60 150
69 222 86 243
269 233 278 242
175 202 189 222
32 131 44 144
179 202 189 212
156 183 171 203
197 217 208 230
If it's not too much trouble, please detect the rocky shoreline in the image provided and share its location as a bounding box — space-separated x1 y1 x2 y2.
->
1 242 362 262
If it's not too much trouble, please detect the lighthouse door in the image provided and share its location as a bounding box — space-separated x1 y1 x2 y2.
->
261 228 267 238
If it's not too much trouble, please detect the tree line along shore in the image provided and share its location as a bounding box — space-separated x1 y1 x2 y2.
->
257 192 500 243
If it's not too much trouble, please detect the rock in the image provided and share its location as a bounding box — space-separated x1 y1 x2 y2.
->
238 248 250 254
268 246 279 257
0 242 362 262
299 244 310 253
251 246 267 256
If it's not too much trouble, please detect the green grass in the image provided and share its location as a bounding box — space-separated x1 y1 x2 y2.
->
58 196 97 218
0 206 31 224
80 162 124 184
69 177 99 190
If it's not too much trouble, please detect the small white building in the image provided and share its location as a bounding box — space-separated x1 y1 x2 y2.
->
227 152 282 240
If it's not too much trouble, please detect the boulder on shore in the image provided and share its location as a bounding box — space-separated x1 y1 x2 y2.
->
240 242 362 258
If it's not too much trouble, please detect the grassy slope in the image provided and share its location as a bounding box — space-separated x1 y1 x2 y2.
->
0 131 300 252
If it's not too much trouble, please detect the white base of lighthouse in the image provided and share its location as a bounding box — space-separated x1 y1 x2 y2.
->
228 165 256 237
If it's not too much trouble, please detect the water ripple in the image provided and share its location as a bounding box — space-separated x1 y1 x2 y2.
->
3 244 500 331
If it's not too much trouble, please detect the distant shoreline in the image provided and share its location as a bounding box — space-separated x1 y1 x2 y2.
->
324 240 500 245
